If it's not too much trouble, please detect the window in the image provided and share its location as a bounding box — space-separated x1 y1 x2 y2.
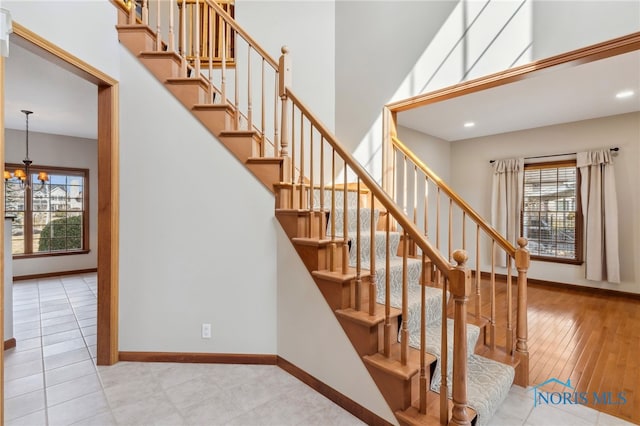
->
5 164 89 257
522 161 582 263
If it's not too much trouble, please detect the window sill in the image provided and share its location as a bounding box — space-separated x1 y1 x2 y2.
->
13 249 91 260
530 255 583 265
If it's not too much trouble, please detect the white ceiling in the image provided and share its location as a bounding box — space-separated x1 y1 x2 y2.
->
398 50 640 142
3 36 640 144
4 38 97 140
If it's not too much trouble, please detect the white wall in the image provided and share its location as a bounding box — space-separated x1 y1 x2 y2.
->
276 225 396 424
4 129 98 277
118 47 278 353
236 0 336 131
450 112 640 294
2 0 120 81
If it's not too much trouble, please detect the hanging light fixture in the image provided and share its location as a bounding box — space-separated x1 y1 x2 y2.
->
4 110 48 188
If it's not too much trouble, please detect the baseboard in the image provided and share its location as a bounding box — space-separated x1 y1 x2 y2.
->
476 271 640 300
13 268 98 282
4 338 16 350
118 351 277 364
277 356 394 426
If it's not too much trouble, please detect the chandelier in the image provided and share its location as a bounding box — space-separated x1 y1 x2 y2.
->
4 110 48 188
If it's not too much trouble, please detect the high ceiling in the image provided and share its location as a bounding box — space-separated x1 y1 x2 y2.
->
397 50 640 142
3 37 640 143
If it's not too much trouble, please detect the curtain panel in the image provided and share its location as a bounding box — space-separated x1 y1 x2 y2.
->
491 158 524 266
577 150 620 283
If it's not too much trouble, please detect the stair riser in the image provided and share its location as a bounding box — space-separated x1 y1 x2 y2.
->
248 162 288 195
191 105 235 137
337 317 379 357
117 26 156 56
165 81 208 107
366 366 413 413
139 56 182 83
275 185 310 210
219 134 261 162
314 278 351 311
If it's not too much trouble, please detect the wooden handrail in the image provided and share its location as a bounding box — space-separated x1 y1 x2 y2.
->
391 135 516 257
286 89 453 277
203 0 279 70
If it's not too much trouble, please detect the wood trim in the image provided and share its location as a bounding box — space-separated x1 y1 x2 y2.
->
11 22 120 367
386 31 640 112
118 351 278 364
97 85 119 366
1 54 5 422
476 271 640 300
13 268 98 282
277 356 394 426
4 338 16 351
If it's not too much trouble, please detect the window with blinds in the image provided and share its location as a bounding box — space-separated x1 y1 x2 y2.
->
522 161 582 263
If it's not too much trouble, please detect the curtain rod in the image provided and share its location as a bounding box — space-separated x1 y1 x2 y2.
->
489 147 620 164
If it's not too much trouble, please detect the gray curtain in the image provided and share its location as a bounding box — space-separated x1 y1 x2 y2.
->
491 158 524 266
577 150 620 283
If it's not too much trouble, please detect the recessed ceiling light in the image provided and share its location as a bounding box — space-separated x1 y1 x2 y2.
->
464 122 475 128
616 90 635 99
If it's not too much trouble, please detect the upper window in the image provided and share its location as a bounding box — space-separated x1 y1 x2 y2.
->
522 161 582 263
5 164 89 257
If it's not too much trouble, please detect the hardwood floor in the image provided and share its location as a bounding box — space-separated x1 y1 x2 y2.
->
474 279 640 424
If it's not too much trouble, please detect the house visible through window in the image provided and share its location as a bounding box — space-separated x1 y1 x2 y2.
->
5 164 89 257
522 161 582 263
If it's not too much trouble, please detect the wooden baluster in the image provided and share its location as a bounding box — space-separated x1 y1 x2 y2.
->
273 75 279 154
220 16 227 102
475 225 481 319
233 33 239 128
506 255 513 354
342 165 349 275
368 194 376 316
384 212 391 358
194 0 200 78
329 148 336 272
401 231 408 365
260 59 265 155
142 0 149 25
490 239 496 350
448 198 453 260
129 0 136 25
168 0 175 52
450 250 471 426
208 6 214 103
423 178 428 238
419 250 427 414
515 237 530 387
154 0 161 51
180 0 187 77
462 211 466 251
247 46 253 131
278 46 290 157
439 270 447 425
319 136 325 234
355 178 362 311
413 165 418 226
392 148 396 205
308 126 314 228
289 106 295 208
402 155 407 215
436 187 441 251
298 113 304 209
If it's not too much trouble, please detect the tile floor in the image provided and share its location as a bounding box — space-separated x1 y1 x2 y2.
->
4 274 636 426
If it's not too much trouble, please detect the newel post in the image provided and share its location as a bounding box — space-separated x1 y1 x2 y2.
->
514 237 530 387
450 250 471 426
278 46 291 157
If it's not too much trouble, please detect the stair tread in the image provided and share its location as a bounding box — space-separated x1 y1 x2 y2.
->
335 304 402 326
220 130 258 137
474 346 521 368
138 51 181 60
363 353 420 381
312 267 371 282
291 237 345 247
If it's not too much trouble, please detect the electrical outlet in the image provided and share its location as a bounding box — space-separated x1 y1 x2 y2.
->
201 323 211 339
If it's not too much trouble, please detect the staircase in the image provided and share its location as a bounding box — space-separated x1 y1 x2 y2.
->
112 1 531 424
